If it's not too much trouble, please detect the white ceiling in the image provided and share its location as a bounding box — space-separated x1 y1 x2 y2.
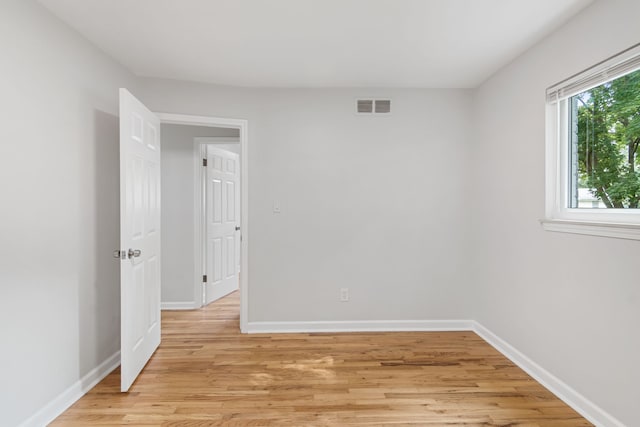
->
39 0 593 88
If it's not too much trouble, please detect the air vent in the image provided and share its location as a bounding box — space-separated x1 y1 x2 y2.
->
374 99 391 114
357 99 374 113
356 99 391 115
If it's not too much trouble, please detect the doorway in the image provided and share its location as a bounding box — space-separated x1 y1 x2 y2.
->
197 139 241 307
157 113 249 333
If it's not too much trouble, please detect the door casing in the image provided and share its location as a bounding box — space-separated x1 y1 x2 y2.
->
156 113 249 333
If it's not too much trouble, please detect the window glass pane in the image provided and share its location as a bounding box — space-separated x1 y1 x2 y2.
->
569 69 640 209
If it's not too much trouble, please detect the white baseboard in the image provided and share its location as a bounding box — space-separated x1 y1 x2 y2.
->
472 322 624 427
17 320 624 427
161 301 197 310
19 351 120 427
246 319 474 334
248 319 623 425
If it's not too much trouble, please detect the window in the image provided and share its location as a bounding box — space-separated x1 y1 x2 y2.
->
544 44 640 240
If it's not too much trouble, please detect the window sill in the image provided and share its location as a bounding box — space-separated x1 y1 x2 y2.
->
540 219 640 241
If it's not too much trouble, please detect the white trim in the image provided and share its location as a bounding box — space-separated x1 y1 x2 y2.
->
19 322 624 426
246 319 474 334
161 301 198 310
156 113 250 333
540 218 640 241
247 319 624 425
473 322 625 427
544 45 640 236
18 352 120 427
194 141 206 308
194 136 240 145
158 112 247 129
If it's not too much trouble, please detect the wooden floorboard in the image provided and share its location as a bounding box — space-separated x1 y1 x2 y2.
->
52 292 591 426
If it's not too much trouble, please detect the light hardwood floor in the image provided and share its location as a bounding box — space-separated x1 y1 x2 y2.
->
52 292 591 426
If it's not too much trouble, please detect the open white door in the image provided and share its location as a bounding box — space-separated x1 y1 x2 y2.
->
204 146 240 305
118 89 161 392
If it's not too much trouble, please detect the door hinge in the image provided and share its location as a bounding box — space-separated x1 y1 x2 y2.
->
202 158 207 167
203 274 207 282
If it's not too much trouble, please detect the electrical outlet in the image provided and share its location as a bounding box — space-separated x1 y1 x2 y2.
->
273 201 281 213
340 288 349 302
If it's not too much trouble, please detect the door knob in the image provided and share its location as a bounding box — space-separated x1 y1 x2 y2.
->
127 248 142 259
113 249 125 259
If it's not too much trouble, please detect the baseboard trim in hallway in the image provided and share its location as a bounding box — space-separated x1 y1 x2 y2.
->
161 301 198 310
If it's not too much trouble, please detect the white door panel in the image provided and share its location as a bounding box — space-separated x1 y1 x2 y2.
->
119 88 161 392
204 146 240 305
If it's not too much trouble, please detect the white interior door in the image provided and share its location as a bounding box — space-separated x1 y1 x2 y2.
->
119 88 161 392
204 146 240 305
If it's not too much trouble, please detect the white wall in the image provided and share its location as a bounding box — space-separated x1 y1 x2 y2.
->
161 124 239 304
471 0 640 424
7 0 635 424
139 81 474 322
0 1 137 425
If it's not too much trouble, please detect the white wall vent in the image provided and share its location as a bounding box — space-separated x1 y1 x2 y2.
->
356 99 391 115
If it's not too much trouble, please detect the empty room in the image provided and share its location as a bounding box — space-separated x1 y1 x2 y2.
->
1 0 639 426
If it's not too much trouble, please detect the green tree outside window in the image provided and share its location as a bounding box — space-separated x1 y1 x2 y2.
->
572 69 640 208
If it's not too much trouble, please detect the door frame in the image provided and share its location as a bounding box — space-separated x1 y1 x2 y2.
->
155 113 249 333
194 137 241 308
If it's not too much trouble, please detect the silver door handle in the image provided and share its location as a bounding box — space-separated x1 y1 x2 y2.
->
128 248 142 259
235 226 241 231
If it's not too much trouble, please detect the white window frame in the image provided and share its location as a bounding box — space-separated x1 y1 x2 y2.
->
542 43 640 240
